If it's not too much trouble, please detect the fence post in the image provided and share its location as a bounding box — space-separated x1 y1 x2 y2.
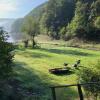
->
77 84 84 100
51 87 56 100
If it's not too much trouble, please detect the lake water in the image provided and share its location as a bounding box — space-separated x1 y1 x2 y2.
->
7 34 14 43
0 19 15 43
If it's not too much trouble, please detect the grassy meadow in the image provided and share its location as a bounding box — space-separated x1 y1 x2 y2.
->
13 39 100 100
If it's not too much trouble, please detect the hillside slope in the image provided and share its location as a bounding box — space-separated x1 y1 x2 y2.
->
12 2 47 33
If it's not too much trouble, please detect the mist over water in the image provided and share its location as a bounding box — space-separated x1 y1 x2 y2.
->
0 19 15 42
7 34 14 43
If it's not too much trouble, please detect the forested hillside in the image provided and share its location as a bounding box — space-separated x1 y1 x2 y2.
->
11 2 47 33
11 2 47 42
26 2 47 18
11 18 23 33
12 0 100 41
66 0 100 41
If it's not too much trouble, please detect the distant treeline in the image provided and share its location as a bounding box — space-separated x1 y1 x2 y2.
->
12 0 100 41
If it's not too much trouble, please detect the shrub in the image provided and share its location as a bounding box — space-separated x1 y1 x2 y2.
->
0 28 16 99
0 27 14 79
78 60 100 99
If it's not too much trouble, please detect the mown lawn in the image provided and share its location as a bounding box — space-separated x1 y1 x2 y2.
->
14 44 100 100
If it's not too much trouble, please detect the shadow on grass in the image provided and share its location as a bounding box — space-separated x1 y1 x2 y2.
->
39 48 95 57
14 61 79 100
54 71 75 76
49 70 75 76
14 61 51 100
16 50 51 58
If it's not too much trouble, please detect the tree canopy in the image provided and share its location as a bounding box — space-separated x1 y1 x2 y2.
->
12 0 100 42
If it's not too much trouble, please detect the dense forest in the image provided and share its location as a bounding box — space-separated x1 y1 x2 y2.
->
12 0 100 42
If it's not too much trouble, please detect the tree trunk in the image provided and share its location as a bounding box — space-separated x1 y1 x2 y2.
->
24 40 29 48
32 36 36 48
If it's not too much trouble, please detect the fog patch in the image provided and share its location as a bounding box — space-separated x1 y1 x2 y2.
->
0 18 15 42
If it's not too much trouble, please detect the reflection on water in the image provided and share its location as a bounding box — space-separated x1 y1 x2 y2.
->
7 35 14 43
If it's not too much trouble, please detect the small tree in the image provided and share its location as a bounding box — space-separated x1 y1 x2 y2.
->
0 27 16 99
21 16 39 48
78 60 100 99
0 27 14 79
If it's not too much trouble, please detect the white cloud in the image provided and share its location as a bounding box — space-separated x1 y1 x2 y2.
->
0 3 17 12
0 0 18 16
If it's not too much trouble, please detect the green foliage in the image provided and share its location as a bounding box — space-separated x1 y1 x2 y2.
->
91 0 100 17
0 28 20 100
65 0 100 41
43 0 75 39
22 16 38 36
39 13 48 34
21 16 40 48
66 1 89 38
0 27 14 79
18 0 75 40
12 3 47 41
12 0 100 42
78 60 100 98
95 17 100 29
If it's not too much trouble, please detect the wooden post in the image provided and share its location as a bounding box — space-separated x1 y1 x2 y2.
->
77 84 84 100
51 87 56 100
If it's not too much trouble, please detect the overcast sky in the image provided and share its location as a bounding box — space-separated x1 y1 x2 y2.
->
0 0 48 18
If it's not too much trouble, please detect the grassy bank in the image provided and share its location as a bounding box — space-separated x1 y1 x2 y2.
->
14 44 100 100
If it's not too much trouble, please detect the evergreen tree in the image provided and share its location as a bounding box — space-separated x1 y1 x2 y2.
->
43 0 75 39
66 1 90 39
